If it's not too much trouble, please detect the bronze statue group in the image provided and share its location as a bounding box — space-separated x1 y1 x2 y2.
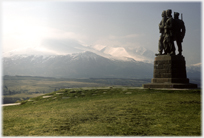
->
157 9 186 56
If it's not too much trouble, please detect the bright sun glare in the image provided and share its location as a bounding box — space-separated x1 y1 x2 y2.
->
3 14 49 52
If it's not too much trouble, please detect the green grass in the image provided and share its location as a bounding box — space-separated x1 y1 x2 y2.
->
3 87 201 136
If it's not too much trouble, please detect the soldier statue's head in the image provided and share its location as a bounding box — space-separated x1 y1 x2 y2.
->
166 9 172 17
174 12 179 19
162 10 166 17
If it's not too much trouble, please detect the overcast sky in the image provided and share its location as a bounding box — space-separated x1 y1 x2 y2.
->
2 1 201 65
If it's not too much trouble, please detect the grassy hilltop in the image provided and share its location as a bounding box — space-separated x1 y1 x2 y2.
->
3 87 201 136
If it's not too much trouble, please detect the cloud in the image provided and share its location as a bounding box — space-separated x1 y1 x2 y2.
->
92 33 144 51
44 28 88 43
91 45 107 51
3 46 63 57
124 34 143 38
41 38 84 54
108 34 143 40
191 63 201 67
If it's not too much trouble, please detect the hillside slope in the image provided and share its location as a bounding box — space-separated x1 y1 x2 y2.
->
3 87 201 136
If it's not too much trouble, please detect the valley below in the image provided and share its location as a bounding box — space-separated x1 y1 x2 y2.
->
3 75 153 104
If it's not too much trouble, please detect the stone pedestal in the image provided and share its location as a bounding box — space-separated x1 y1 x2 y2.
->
143 55 197 88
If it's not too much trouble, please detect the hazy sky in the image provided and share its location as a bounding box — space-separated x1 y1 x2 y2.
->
2 1 201 65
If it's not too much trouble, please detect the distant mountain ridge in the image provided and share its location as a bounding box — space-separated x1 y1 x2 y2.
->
3 50 201 79
3 51 154 79
186 63 201 79
3 45 155 63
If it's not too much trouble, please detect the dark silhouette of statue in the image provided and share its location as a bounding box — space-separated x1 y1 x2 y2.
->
173 12 186 55
163 9 175 55
156 9 186 56
157 10 167 55
144 10 197 89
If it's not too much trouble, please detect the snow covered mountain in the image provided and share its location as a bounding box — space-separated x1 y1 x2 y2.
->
186 63 201 79
3 45 155 63
3 46 200 79
97 46 154 63
3 51 154 79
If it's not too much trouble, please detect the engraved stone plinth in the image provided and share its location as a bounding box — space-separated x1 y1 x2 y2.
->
143 55 197 88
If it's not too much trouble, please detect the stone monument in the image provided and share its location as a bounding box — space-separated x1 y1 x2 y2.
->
143 9 197 88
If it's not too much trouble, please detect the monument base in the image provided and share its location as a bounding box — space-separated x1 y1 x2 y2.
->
143 83 197 89
143 54 197 89
151 78 189 83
